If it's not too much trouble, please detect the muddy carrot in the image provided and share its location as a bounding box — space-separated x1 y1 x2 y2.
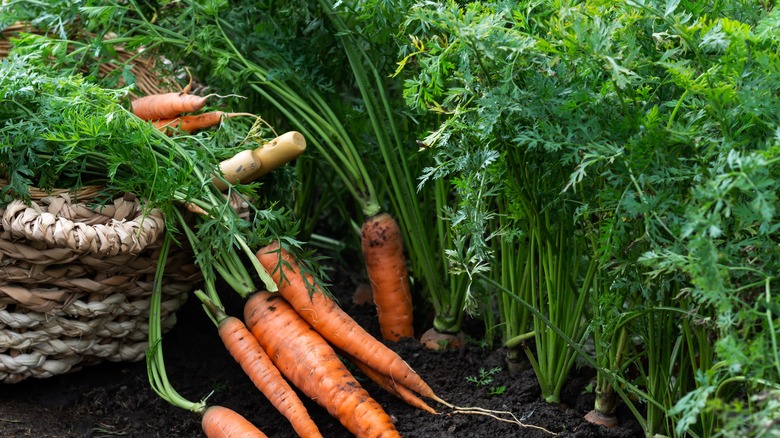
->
361 212 414 341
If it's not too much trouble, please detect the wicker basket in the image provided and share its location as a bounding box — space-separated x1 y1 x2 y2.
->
0 24 201 383
0 188 200 384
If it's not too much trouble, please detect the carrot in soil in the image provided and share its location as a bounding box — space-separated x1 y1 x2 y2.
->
255 242 442 405
217 315 323 438
341 350 437 415
360 212 414 341
153 111 255 135
201 405 267 438
131 91 216 121
244 291 401 438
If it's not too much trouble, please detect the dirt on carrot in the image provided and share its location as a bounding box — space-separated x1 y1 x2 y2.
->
360 212 415 341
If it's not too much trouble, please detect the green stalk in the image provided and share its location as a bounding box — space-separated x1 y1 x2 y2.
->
494 195 532 364
146 233 207 414
765 277 780 379
589 259 631 419
483 274 655 421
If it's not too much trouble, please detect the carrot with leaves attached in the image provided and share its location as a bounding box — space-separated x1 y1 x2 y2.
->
197 292 323 438
244 291 401 438
147 242 268 438
361 212 414 341
255 242 443 405
202 405 268 438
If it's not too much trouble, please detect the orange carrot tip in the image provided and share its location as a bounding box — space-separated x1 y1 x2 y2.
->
201 405 268 438
342 349 438 415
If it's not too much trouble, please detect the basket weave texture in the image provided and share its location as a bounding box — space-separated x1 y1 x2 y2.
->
0 190 199 383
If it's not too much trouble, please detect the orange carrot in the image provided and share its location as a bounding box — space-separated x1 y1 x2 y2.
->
255 242 440 403
201 405 267 438
342 350 437 415
360 212 414 341
131 91 214 121
244 291 401 438
153 111 255 134
217 315 323 438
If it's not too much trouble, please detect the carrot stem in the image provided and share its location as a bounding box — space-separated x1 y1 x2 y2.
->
146 233 207 415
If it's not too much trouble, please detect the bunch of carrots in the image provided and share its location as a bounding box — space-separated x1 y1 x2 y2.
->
131 77 253 136
197 241 553 437
193 241 444 437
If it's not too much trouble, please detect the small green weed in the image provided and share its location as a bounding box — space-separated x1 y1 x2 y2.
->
466 367 506 396
466 367 502 387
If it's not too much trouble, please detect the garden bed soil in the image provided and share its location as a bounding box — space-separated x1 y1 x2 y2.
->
0 271 642 438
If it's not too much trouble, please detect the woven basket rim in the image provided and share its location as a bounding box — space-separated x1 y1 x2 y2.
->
0 178 104 203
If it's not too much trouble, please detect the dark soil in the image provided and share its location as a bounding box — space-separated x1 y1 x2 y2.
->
0 273 642 438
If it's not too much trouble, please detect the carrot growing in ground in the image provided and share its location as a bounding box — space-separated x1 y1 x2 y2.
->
153 111 256 135
202 405 268 438
244 291 401 438
197 291 323 438
255 242 442 405
361 212 414 341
